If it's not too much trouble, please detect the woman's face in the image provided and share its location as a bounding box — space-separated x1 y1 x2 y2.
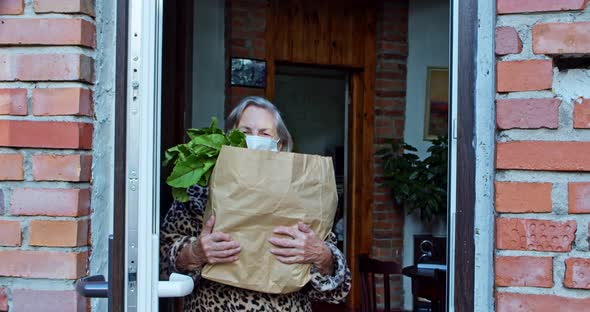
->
237 106 278 139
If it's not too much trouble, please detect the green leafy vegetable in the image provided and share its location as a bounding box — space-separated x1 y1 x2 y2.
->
164 117 246 202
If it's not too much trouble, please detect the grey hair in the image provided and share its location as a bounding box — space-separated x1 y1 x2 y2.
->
226 96 293 152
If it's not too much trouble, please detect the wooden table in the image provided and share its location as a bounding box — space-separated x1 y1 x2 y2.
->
402 265 446 312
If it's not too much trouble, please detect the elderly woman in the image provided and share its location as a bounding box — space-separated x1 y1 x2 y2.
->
160 96 352 311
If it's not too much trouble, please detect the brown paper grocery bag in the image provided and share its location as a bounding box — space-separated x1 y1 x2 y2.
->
201 146 338 294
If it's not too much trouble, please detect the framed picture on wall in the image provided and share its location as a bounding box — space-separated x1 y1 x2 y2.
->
230 58 267 88
424 67 449 140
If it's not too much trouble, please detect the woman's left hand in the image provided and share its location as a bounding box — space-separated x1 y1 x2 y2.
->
269 222 334 275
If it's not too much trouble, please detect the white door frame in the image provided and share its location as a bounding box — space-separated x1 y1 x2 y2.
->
447 0 459 309
125 0 163 310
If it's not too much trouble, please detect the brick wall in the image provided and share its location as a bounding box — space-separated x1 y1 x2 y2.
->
495 1 590 310
0 0 95 310
371 0 408 309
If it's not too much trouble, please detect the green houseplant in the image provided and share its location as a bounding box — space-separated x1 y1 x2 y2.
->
376 136 448 225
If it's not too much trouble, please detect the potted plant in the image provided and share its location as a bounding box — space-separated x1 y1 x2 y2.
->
376 136 448 226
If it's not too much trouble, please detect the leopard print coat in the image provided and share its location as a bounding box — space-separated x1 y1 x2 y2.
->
160 185 352 311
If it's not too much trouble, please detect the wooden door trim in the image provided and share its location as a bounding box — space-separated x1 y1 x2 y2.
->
346 71 374 310
453 0 477 310
113 0 129 310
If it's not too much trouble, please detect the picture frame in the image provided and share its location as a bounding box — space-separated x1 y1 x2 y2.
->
230 57 267 88
424 67 449 140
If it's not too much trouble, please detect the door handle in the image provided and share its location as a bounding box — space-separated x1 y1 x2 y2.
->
76 275 108 297
158 273 194 297
76 235 114 301
76 235 193 302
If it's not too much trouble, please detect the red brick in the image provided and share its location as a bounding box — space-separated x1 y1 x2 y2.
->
373 221 397 229
373 239 392 248
375 90 405 98
0 120 93 149
0 18 95 48
497 293 590 312
34 0 95 17
378 62 408 74
564 257 590 289
375 98 404 110
495 256 553 287
0 220 21 246
376 72 405 80
10 188 90 216
375 118 393 127
377 41 408 55
569 183 590 214
533 22 590 55
0 250 87 279
496 98 560 129
231 30 264 41
382 23 407 35
373 193 392 203
375 126 395 138
29 219 88 247
231 17 245 29
231 86 265 97
0 287 6 311
231 46 250 57
12 289 86 311
496 27 522 55
497 0 589 14
496 218 576 252
375 79 405 91
574 99 590 129
32 154 92 181
0 88 27 115
497 60 553 92
373 230 397 239
0 0 23 15
231 38 247 48
33 88 93 116
0 54 93 83
496 141 590 171
0 153 24 180
495 182 552 213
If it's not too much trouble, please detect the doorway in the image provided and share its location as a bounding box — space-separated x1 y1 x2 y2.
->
107 0 482 311
274 65 349 253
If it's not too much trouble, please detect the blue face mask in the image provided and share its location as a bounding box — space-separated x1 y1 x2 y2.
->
246 135 279 152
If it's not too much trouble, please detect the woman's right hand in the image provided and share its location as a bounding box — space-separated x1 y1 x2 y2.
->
191 216 241 266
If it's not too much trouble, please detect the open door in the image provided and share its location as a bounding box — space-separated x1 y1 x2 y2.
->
76 1 194 311
74 0 480 310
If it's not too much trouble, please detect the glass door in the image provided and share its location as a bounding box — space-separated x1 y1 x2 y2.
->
125 0 194 311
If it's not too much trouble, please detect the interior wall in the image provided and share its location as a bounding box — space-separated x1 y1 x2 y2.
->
192 0 226 129
402 0 450 309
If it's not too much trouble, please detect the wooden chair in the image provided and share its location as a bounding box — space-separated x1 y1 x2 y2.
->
358 254 403 312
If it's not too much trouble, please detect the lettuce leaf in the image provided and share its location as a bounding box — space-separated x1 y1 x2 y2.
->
164 117 246 202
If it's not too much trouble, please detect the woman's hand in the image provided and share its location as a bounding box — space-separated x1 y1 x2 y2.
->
190 216 241 266
269 222 334 275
